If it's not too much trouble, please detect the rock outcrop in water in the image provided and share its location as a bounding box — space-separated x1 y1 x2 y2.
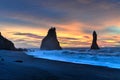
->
0 32 16 50
40 27 62 50
90 31 100 50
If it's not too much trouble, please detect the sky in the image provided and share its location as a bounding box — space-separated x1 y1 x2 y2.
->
0 0 120 48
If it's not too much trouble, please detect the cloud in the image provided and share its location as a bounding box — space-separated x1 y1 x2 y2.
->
83 36 90 39
0 0 120 29
14 32 44 39
0 17 36 26
13 32 88 47
14 39 26 42
104 26 120 34
0 0 120 48
13 32 80 41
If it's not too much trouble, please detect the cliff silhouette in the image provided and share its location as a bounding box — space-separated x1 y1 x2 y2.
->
0 32 16 50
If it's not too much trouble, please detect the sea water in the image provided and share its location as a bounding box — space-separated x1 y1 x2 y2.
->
26 47 120 69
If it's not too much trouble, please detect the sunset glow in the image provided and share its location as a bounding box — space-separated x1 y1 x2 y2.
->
0 0 120 48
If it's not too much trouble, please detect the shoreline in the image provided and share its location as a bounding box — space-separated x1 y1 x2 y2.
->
0 50 120 80
26 49 120 69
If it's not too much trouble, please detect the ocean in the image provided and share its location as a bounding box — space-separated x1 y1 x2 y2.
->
26 47 120 69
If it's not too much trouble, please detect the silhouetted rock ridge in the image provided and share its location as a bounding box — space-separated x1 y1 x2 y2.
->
0 32 16 50
90 31 100 49
40 27 62 50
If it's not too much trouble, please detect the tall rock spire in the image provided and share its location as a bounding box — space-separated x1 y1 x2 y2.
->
40 27 62 50
90 31 100 49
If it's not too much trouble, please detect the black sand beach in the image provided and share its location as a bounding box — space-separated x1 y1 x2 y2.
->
0 51 120 80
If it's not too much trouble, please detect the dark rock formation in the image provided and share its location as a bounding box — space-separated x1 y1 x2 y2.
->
90 31 100 50
0 32 16 50
40 27 62 50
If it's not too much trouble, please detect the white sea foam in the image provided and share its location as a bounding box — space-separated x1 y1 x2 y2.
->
26 48 120 69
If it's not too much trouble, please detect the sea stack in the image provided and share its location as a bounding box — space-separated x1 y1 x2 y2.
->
0 32 16 50
40 27 62 50
90 31 100 50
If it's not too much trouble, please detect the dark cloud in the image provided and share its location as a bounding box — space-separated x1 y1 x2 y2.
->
0 0 67 25
0 0 120 26
14 32 44 39
83 36 90 39
58 37 79 41
13 32 80 41
14 39 26 42
13 32 86 47
38 0 120 24
0 17 36 26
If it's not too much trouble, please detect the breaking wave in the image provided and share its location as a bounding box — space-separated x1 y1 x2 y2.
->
26 47 120 69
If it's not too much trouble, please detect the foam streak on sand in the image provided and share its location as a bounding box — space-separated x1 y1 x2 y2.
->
26 48 120 69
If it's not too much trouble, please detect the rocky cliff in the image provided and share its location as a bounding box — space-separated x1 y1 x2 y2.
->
0 32 16 50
